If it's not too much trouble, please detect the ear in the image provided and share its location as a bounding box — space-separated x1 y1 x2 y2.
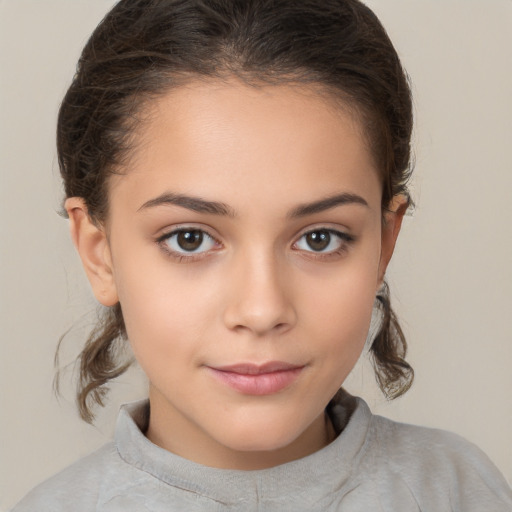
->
65 198 118 307
377 195 409 287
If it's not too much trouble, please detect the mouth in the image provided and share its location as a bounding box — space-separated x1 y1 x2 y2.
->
206 361 305 395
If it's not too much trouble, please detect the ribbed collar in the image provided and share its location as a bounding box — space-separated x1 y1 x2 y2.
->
114 390 372 504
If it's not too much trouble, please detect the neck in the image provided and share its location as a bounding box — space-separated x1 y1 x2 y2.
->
145 389 337 470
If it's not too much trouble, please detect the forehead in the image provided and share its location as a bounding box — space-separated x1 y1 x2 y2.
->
109 79 381 215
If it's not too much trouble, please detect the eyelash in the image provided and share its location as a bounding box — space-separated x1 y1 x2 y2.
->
293 228 355 260
156 226 355 262
156 227 221 263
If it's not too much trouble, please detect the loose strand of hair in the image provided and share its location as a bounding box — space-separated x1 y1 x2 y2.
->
75 304 132 423
370 281 414 399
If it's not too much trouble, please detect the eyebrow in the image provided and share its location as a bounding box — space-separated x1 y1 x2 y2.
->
288 193 369 218
138 192 235 216
138 191 368 217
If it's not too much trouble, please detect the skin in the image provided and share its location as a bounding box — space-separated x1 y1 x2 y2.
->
67 79 406 470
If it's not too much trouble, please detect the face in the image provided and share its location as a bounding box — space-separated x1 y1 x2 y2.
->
69 79 403 470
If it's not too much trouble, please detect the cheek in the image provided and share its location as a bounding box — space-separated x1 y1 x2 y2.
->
113 253 221 363
306 274 376 343
299 249 380 362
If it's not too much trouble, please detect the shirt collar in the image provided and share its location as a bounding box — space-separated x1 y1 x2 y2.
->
114 390 372 504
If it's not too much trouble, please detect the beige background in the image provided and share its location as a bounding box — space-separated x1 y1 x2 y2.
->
1 0 511 509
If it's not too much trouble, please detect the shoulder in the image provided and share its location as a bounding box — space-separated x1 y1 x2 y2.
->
364 411 512 509
369 412 499 472
10 442 121 512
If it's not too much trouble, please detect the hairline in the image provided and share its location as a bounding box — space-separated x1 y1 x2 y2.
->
97 71 382 225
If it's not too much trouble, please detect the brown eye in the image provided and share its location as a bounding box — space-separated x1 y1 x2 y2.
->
177 230 204 251
161 228 217 255
305 230 331 251
294 228 352 255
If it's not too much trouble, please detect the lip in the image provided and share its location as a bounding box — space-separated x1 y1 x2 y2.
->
206 362 304 395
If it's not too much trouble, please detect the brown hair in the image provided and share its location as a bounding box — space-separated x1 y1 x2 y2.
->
57 0 414 422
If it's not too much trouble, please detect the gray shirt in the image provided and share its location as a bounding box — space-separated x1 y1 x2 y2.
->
12 391 512 511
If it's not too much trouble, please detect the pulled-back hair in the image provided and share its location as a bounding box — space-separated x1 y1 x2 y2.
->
57 0 414 422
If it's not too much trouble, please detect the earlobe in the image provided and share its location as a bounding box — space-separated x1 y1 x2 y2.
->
65 198 118 307
377 195 409 286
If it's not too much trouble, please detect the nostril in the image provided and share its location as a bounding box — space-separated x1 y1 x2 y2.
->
221 265 298 335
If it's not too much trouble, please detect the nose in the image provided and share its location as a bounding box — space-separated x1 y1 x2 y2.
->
222 250 297 336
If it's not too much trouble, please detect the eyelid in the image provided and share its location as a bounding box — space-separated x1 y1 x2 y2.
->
155 222 219 239
156 224 222 261
292 225 355 256
294 224 354 243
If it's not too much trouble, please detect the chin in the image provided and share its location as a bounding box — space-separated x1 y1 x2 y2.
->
214 419 304 454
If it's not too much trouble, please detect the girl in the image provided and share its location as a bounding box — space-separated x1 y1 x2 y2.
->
9 0 512 510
